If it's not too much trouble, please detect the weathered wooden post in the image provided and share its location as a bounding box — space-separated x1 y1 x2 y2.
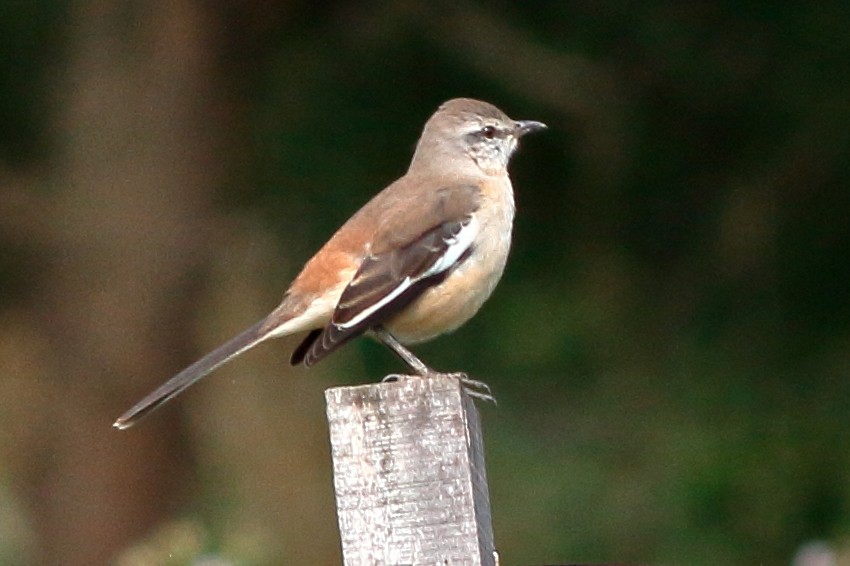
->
325 373 497 566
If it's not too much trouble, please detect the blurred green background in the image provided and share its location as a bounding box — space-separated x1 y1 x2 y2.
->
2 2 850 565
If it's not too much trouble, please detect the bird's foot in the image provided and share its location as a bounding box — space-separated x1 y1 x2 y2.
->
446 371 497 404
382 371 496 404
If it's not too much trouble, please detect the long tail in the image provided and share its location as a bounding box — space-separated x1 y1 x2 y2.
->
113 318 276 430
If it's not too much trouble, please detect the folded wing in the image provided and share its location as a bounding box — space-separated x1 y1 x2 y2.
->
291 184 481 365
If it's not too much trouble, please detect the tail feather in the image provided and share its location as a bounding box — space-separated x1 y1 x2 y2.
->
113 318 274 429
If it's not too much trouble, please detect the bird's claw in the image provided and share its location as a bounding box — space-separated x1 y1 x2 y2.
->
381 371 496 404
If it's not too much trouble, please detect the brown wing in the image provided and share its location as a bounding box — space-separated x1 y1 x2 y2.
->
290 184 481 366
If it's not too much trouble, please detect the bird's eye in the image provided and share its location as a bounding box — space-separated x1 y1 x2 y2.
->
481 125 496 139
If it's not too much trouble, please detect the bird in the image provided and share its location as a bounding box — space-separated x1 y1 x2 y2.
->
113 98 546 430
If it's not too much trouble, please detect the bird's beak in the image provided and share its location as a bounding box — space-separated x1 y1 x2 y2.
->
514 120 547 137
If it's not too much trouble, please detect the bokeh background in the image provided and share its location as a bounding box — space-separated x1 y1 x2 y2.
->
2 2 850 565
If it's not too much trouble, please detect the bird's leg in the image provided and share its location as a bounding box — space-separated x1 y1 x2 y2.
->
373 326 496 403
374 326 432 376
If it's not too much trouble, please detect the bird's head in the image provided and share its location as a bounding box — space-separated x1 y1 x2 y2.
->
411 98 547 176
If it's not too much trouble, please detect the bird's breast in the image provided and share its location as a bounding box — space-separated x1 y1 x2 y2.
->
385 176 515 343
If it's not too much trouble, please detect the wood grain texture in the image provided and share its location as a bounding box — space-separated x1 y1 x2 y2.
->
325 375 496 566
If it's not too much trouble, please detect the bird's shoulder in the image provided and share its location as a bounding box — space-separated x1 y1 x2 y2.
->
356 174 482 254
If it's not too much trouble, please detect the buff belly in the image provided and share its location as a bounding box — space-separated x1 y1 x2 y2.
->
383 174 515 344
384 238 509 344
